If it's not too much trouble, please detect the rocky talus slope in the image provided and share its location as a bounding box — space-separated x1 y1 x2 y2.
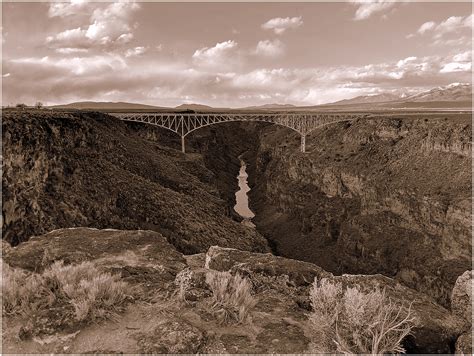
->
249 114 471 307
2 110 268 253
2 228 469 354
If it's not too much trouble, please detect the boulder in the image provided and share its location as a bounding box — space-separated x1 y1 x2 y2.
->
455 329 473 355
205 245 332 287
3 228 187 295
137 320 205 354
451 270 473 322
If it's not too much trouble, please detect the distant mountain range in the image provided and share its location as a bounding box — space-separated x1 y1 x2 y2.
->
322 83 471 109
52 101 165 110
174 103 214 110
243 103 297 110
328 93 404 106
50 83 472 112
403 83 471 102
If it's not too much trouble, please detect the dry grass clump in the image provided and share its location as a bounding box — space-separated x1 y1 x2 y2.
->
309 278 415 354
2 263 49 316
205 271 256 324
43 261 130 321
3 261 131 324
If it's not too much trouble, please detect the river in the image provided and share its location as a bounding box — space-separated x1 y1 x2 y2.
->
233 157 255 227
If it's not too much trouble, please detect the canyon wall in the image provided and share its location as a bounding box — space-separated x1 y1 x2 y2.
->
2 111 268 254
249 115 471 306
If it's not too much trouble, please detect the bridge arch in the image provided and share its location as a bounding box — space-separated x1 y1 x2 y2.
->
182 117 302 137
110 113 367 153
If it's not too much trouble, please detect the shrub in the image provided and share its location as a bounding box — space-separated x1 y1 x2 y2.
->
205 271 256 324
174 268 193 302
3 261 131 323
42 261 130 321
2 263 52 316
309 278 415 354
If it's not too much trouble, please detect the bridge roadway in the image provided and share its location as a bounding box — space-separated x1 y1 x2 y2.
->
109 112 369 153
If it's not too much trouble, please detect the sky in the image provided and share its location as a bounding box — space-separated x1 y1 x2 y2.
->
2 1 472 107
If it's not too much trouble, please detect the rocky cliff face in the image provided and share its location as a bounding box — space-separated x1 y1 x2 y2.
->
249 115 471 307
2 111 268 254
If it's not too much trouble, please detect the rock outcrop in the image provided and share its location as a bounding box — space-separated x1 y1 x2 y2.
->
3 229 467 354
451 270 473 355
455 330 473 355
205 246 468 354
249 115 471 307
451 270 473 321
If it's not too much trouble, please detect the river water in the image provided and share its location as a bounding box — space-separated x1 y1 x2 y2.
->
234 157 255 228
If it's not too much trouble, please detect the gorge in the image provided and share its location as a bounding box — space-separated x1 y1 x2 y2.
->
2 109 472 354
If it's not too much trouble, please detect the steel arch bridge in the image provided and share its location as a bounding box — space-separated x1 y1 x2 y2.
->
109 112 368 153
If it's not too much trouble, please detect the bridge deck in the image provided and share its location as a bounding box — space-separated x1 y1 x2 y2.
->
109 112 369 153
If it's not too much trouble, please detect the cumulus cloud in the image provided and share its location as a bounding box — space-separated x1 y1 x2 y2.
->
3 49 471 107
192 40 239 68
227 53 471 104
124 46 148 58
417 21 436 34
440 62 471 73
440 50 472 73
261 16 303 35
48 0 89 18
46 2 140 50
409 14 472 45
453 51 472 62
255 39 285 57
350 0 397 21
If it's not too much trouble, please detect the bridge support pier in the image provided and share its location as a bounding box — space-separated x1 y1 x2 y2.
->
300 135 306 153
181 136 185 153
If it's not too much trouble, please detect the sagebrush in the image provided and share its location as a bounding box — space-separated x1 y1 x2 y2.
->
174 268 193 302
309 278 415 354
3 261 131 323
205 270 256 324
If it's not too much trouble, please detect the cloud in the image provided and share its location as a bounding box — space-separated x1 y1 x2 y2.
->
350 0 397 21
431 15 473 38
417 21 436 34
124 46 148 58
440 62 471 73
46 2 140 50
261 16 303 35
255 39 285 57
10 54 127 76
3 50 471 107
453 51 471 62
227 53 471 104
192 40 239 68
409 14 472 45
396 56 417 68
440 50 472 73
48 0 89 18
55 47 89 54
